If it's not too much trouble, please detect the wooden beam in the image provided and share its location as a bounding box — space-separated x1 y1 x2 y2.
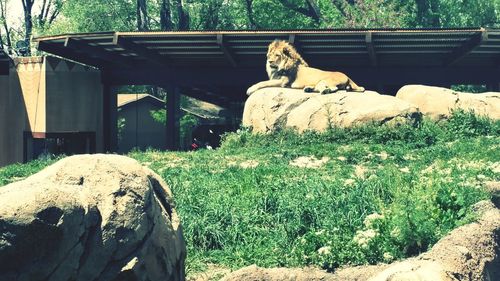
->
365 32 377 67
289 34 303 52
113 34 170 68
216 34 237 67
37 41 105 68
446 29 488 66
64 38 131 68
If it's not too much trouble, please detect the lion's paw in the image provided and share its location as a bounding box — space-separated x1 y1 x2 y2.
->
246 85 259 96
304 86 315 93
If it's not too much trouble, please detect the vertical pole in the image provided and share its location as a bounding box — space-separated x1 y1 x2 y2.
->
166 85 180 150
103 83 118 153
487 82 500 92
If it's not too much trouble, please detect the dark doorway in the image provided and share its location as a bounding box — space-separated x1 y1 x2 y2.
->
23 132 96 162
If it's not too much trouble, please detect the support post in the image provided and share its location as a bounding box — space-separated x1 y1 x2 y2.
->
487 82 500 92
166 86 181 150
103 83 118 153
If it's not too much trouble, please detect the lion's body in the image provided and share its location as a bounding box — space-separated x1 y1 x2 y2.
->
247 40 365 95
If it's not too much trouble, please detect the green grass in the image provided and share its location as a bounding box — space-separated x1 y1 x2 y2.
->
1 110 499 276
0 157 59 186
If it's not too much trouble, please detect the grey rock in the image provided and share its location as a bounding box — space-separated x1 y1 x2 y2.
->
243 88 420 133
396 85 500 120
0 154 186 281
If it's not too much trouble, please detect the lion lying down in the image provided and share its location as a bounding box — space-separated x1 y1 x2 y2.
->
247 40 365 96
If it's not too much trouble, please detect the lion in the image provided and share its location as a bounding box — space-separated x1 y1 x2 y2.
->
247 40 365 95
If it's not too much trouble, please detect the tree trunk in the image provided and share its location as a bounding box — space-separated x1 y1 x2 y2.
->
160 0 173 30
244 0 257 29
174 0 189 30
136 0 149 31
415 0 439 27
22 0 34 56
0 0 12 53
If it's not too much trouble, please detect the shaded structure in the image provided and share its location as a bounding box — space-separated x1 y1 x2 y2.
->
117 94 167 153
0 48 9 75
0 57 102 166
33 28 500 151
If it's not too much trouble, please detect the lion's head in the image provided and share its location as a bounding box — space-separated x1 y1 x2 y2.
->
266 40 308 78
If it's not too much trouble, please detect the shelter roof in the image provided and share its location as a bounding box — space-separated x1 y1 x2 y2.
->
33 28 500 69
117 93 163 108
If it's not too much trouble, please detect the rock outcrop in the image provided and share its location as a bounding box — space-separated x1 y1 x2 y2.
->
222 201 500 281
396 85 500 120
0 154 186 281
243 88 420 133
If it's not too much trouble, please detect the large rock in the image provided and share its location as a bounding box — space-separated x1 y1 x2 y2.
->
396 85 500 120
0 154 186 281
243 88 420 133
222 201 500 281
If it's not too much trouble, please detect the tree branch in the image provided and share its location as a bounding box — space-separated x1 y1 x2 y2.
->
277 0 321 22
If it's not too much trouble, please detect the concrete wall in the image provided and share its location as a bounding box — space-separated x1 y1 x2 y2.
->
45 56 103 151
0 60 34 166
0 56 103 167
118 100 166 153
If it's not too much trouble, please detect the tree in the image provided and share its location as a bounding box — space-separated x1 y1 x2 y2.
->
174 0 189 30
37 0 65 31
160 0 173 30
137 0 149 31
277 0 321 23
244 0 257 29
21 0 35 55
0 0 12 53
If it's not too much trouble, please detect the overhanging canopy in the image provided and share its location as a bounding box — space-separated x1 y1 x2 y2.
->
33 28 500 104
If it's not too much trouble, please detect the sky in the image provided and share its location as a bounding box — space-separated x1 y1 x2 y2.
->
6 0 44 28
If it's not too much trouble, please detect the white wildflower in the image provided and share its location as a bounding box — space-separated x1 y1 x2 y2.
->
344 178 356 186
377 151 389 160
290 156 329 168
240 160 259 169
399 167 410 173
383 252 394 262
317 246 332 256
315 229 325 236
353 229 378 249
491 162 500 173
337 156 347 161
390 227 401 238
476 174 486 181
355 165 368 179
364 213 385 228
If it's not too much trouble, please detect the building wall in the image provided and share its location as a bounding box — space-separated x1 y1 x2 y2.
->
0 60 35 166
0 56 103 167
44 56 103 151
118 101 166 153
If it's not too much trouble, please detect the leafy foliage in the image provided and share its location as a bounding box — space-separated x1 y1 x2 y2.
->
36 0 500 37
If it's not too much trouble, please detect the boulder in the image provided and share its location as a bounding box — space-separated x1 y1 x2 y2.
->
222 201 500 281
0 154 186 281
396 85 500 120
243 88 420 133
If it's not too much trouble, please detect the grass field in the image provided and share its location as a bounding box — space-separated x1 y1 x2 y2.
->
1 110 499 276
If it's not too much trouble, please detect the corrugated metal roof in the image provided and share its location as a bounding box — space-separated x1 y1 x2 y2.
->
33 28 500 69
